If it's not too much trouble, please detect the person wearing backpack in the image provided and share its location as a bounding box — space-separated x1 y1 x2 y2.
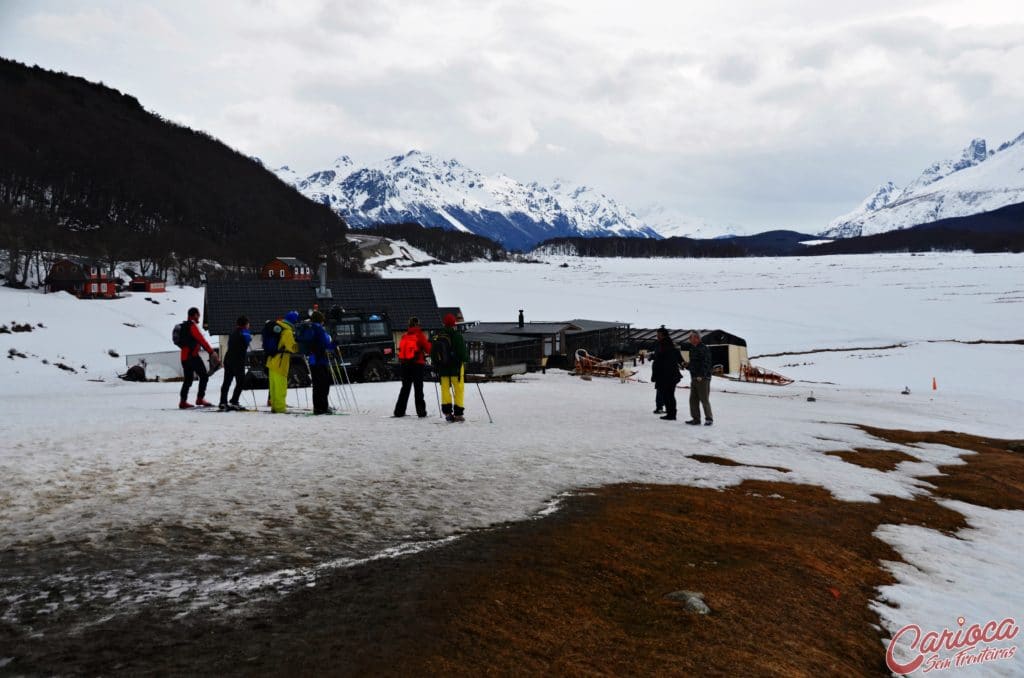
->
176 307 220 409
393 316 431 417
218 315 251 411
266 310 300 413
434 313 469 422
302 311 337 415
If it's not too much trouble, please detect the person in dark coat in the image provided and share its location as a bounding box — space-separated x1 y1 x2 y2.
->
179 307 220 408
685 331 714 426
394 317 432 417
304 311 337 415
650 326 683 420
219 315 251 410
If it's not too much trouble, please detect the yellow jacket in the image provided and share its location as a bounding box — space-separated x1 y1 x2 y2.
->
266 320 298 377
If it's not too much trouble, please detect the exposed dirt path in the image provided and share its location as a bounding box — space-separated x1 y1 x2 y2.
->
3 428 1021 677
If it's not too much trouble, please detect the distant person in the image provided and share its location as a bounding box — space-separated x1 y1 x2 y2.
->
266 310 299 414
434 313 469 422
219 315 252 411
394 317 431 417
685 331 714 426
651 326 682 421
177 307 220 409
303 311 337 415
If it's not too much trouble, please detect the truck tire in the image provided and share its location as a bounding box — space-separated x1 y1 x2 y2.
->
361 358 387 382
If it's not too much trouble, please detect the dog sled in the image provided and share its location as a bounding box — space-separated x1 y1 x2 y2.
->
574 349 637 381
736 363 793 386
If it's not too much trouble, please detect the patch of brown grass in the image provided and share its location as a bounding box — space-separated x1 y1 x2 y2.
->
825 448 920 472
688 454 790 472
856 426 1024 510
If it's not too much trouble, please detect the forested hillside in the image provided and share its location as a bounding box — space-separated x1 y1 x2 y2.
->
535 231 816 258
0 58 360 285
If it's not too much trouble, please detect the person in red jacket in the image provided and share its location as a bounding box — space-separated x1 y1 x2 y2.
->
393 316 431 417
179 307 220 408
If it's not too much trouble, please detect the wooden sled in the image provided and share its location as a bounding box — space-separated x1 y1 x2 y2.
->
736 363 793 386
574 349 637 381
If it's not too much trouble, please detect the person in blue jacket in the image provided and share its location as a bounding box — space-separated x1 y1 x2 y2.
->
219 315 252 410
304 310 337 415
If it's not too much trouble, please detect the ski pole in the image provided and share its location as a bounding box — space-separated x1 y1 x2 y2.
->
333 352 358 411
335 348 359 412
433 370 442 418
476 381 493 424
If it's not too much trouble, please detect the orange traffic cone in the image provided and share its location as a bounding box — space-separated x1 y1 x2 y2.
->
932 377 937 391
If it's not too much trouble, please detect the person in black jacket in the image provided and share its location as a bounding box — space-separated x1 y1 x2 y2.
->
685 331 714 426
219 315 251 411
650 326 683 420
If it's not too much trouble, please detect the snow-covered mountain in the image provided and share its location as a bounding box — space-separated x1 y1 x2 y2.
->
634 205 763 239
273 151 661 250
825 132 1024 238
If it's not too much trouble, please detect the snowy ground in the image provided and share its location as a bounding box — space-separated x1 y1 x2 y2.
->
2 252 1022 672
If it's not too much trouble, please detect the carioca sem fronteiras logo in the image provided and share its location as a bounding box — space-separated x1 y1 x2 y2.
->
885 616 1020 674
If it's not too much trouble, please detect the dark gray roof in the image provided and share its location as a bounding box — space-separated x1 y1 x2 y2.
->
463 331 539 345
628 328 747 347
470 321 579 335
565 319 630 333
273 257 308 269
204 278 443 335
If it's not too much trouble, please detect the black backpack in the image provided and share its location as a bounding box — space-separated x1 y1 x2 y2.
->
431 332 457 369
261 319 283 355
172 321 193 348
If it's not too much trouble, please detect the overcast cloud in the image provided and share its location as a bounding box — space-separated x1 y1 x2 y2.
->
2 0 1023 231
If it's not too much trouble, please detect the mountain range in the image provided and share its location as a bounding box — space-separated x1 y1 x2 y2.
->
825 132 1024 238
277 131 1024 251
273 152 660 251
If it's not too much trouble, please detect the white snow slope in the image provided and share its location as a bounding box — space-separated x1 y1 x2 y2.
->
825 133 1024 238
2 252 1023 674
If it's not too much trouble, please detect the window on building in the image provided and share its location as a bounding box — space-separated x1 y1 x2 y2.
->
90 283 98 293
279 269 285 278
100 283 107 293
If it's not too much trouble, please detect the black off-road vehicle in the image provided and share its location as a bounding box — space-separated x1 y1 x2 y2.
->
324 308 395 382
243 308 396 388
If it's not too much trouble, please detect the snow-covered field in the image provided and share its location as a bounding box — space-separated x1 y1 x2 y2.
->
2 252 1023 672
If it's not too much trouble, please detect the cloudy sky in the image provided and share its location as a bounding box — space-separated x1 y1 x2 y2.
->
2 0 1023 232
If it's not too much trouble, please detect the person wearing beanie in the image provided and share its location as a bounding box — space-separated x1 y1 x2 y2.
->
304 310 336 415
266 310 299 413
433 313 469 422
219 315 251 410
393 316 431 417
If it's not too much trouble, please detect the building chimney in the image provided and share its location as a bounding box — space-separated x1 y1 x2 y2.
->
316 254 332 300
518 309 524 328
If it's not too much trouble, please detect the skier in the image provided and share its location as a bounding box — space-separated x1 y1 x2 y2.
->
303 311 336 415
266 310 299 413
178 307 220 409
218 315 251 411
434 313 469 422
393 316 431 417
650 326 682 420
685 331 714 426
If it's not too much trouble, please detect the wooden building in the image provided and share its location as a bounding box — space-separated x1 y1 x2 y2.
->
470 313 630 370
45 257 117 298
628 327 749 375
260 257 312 281
129 276 166 293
